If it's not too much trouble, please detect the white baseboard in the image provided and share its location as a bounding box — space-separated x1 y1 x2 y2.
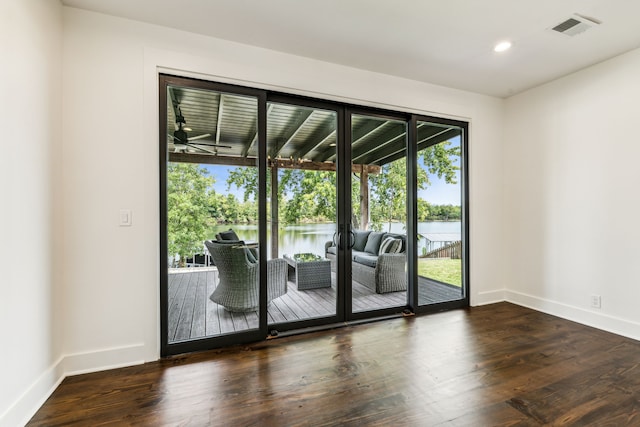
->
1 343 149 427
472 288 506 306
0 356 65 427
506 290 640 342
60 343 147 377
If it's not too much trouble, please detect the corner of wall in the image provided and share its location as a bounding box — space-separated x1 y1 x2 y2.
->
0 345 148 427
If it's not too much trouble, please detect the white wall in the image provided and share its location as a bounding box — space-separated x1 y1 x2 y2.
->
2 5 506 424
60 6 505 364
0 1 63 426
504 47 640 339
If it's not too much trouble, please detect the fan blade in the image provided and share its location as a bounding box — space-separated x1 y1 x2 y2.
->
185 143 217 155
168 133 187 143
187 133 212 141
189 141 232 149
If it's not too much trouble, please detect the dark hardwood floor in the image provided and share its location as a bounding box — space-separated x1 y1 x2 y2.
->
28 302 640 426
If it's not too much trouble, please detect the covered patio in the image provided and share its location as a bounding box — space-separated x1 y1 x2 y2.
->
166 83 462 258
164 80 464 342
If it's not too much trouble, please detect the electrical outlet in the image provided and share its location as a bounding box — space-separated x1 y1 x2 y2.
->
590 294 601 309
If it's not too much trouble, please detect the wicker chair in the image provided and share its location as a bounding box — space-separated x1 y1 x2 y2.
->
204 240 287 312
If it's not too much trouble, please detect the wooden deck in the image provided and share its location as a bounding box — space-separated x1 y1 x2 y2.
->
168 268 461 343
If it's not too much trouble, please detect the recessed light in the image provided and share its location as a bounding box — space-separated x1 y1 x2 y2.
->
183 127 192 131
494 41 512 53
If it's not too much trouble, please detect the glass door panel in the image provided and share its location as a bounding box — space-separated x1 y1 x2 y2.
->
350 114 408 313
265 102 339 326
416 121 465 306
163 81 263 347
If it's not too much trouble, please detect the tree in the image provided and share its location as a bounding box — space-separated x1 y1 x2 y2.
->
227 167 338 224
167 163 213 266
369 158 409 231
227 166 259 202
368 141 460 230
223 139 460 228
280 170 336 223
419 141 460 185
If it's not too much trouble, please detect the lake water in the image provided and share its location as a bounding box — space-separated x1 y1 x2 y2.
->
210 222 461 257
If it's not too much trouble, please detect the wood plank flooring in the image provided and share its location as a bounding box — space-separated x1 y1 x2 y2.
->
168 269 461 343
28 303 640 426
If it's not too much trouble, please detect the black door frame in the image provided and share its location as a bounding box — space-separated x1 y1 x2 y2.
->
159 74 470 356
410 115 470 314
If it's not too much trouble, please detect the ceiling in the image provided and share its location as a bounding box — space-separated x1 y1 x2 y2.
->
63 0 640 98
167 85 460 167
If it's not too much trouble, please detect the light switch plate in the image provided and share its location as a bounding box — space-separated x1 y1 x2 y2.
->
119 209 132 226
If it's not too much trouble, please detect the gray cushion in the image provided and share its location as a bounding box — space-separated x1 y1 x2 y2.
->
352 250 368 260
245 248 257 263
353 254 378 268
364 232 385 254
218 229 240 241
352 230 372 252
211 239 256 263
326 246 337 255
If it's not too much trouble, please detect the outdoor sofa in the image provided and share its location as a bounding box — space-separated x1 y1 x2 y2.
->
325 230 406 294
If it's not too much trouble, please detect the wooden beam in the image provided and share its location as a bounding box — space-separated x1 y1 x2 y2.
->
169 152 380 174
294 128 336 160
242 104 274 157
320 120 390 162
270 109 314 158
215 94 224 145
169 152 257 167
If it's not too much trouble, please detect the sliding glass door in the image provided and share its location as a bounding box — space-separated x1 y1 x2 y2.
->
160 74 469 356
264 99 340 329
348 113 408 315
160 76 269 355
414 120 467 309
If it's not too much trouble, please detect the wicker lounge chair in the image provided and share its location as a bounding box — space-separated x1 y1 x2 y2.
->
204 240 287 312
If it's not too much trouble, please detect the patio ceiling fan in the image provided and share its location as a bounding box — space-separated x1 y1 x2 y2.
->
168 108 231 154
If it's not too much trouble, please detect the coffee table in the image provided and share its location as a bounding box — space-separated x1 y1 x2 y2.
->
283 253 332 290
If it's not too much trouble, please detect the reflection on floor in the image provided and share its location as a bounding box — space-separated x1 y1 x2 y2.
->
167 268 461 343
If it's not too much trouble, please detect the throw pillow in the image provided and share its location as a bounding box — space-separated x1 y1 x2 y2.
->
364 231 385 254
379 237 402 254
352 230 372 252
389 239 403 253
378 236 395 254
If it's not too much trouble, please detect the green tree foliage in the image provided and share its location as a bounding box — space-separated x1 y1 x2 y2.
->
368 141 459 230
369 158 409 231
220 139 460 227
280 170 336 223
227 166 259 202
208 191 257 224
420 141 460 184
425 204 461 221
167 163 213 265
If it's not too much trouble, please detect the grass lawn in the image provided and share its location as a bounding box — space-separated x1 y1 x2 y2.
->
418 258 462 287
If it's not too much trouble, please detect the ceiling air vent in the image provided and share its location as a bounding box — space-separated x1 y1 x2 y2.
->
551 14 601 36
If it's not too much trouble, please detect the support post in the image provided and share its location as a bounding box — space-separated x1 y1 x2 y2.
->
270 165 279 259
360 166 369 231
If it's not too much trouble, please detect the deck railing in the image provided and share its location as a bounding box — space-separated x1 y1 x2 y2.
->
422 240 462 259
